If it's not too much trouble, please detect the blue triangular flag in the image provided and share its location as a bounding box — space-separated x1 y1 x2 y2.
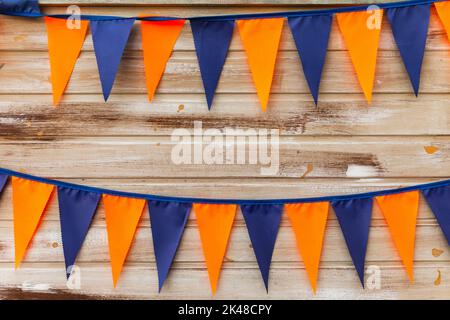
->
91 18 135 101
288 14 332 105
423 186 450 245
387 4 430 96
57 186 100 278
241 204 283 291
190 20 235 109
332 197 373 287
0 174 8 194
0 0 41 14
148 200 191 291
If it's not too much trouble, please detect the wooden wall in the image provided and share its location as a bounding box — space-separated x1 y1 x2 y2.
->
0 0 449 299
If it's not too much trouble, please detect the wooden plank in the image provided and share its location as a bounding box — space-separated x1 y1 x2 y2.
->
1 9 448 51
1 50 450 95
0 262 447 299
0 220 447 263
1 93 450 137
0 178 440 221
0 136 448 178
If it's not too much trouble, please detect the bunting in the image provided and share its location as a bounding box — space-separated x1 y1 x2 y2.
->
288 15 332 105
1 0 450 108
45 17 89 105
58 186 100 278
285 202 329 293
241 204 283 291
332 198 373 286
435 1 450 41
423 186 450 245
148 200 191 291
191 20 235 109
141 20 185 101
0 167 449 293
103 194 146 287
337 9 383 103
91 18 135 101
237 18 284 111
12 177 54 268
387 4 430 96
375 191 419 282
193 203 236 294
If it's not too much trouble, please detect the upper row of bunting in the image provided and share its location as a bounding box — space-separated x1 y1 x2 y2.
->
19 1 450 109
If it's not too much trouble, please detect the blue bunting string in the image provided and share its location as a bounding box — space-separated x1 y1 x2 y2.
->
0 0 446 21
0 166 449 205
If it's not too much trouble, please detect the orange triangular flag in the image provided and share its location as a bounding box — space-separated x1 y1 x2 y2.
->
435 1 450 42
45 17 89 105
337 10 383 103
141 19 185 101
103 194 146 287
375 191 419 282
193 203 237 294
237 18 284 111
12 177 54 268
285 202 329 294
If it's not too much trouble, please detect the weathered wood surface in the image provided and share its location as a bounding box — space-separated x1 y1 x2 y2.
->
1 94 450 136
0 1 449 299
0 137 448 178
0 262 448 299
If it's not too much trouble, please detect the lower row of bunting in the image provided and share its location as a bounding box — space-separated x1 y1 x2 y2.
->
0 173 449 294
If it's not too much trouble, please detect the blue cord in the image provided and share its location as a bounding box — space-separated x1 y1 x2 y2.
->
0 167 448 205
0 0 445 21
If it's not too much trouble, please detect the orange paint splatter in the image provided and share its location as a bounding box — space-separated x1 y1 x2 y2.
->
432 248 444 257
434 269 441 286
301 164 313 178
424 146 439 154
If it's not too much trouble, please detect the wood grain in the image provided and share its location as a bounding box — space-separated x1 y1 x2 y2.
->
0 137 448 178
1 94 450 137
0 263 448 299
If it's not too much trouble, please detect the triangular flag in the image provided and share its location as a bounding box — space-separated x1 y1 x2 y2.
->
285 202 329 294
237 18 284 111
0 174 8 194
191 20 235 109
12 177 54 268
423 186 450 245
435 1 450 42
91 18 135 101
337 9 383 103
332 197 373 286
288 15 332 105
148 200 191 291
387 4 430 96
141 19 185 101
103 194 146 287
375 191 419 282
193 203 236 294
45 17 89 105
240 204 283 291
57 186 100 278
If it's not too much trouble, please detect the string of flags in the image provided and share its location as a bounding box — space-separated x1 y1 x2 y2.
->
1 0 450 109
0 167 449 293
